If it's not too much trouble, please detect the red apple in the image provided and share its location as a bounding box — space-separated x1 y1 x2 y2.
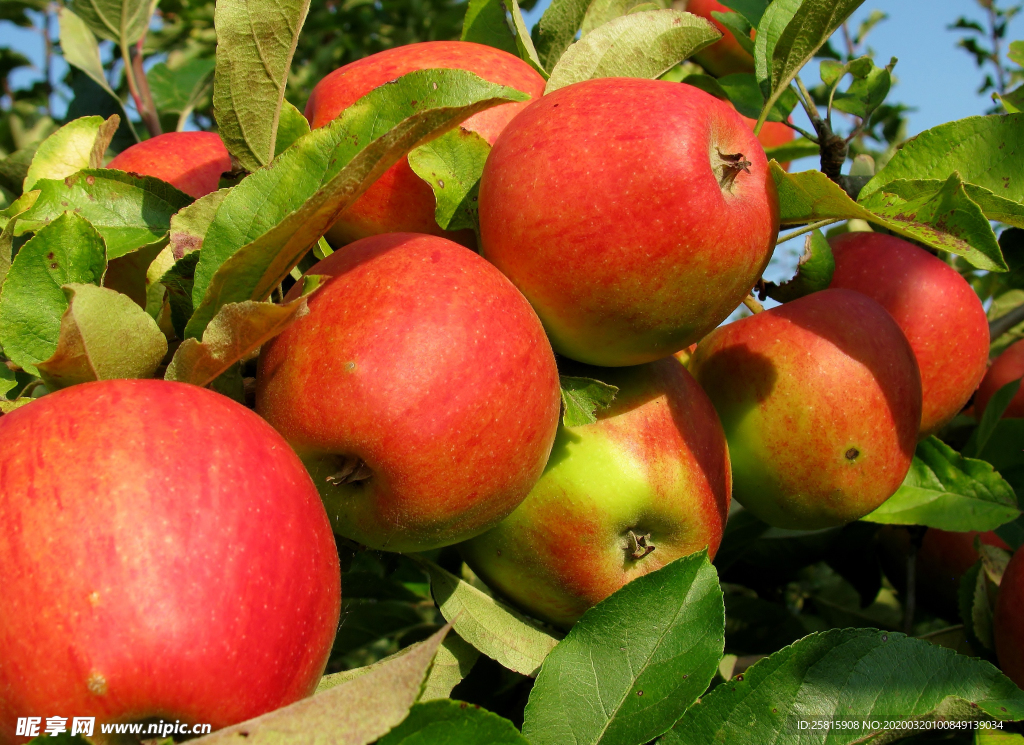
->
995 547 1024 688
256 232 561 552
689 289 921 530
829 231 990 437
0 380 340 741
304 41 547 247
478 77 779 367
743 115 795 170
106 131 231 199
686 0 755 77
459 358 731 628
975 339 1024 419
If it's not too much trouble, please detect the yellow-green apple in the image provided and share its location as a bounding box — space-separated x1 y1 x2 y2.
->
478 77 779 367
0 380 340 742
877 526 1010 617
304 41 546 247
689 288 922 530
459 358 731 628
256 232 561 552
995 547 1024 687
829 231 990 437
684 0 755 76
106 131 231 199
975 339 1024 419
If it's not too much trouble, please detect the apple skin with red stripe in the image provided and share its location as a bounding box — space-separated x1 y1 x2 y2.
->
460 358 731 628
256 232 561 553
478 77 779 367
689 289 922 530
0 380 340 742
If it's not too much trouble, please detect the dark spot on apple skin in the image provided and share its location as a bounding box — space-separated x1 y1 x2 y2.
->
496 549 501 557
845 447 859 460
238 731 249 738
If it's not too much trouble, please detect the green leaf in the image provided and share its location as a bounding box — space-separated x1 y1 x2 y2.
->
191 625 451 745
185 69 529 340
461 0 519 55
71 0 153 45
274 100 311 157
977 731 1024 745
510 0 546 76
763 137 819 163
57 8 137 142
858 174 1007 272
664 628 1024 744
522 552 724 745
719 0 768 28
998 86 1024 115
711 10 754 55
580 0 665 36
862 437 1020 532
960 561 996 655
978 420 1024 496
164 284 320 388
316 632 478 701
533 0 595 72
377 700 529 745
873 178 1024 230
544 9 721 93
863 115 1024 206
559 375 618 427
213 0 311 172
968 379 1023 458
148 58 215 131
158 251 200 340
831 57 893 120
772 165 1007 272
0 212 106 375
753 0 865 129
36 283 167 390
408 127 490 232
716 72 797 121
168 188 230 259
24 115 119 192
0 149 35 197
0 191 40 288
16 170 193 260
0 362 17 399
422 559 562 677
419 634 480 701
762 228 833 302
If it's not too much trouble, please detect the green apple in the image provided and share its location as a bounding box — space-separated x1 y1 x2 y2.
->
459 358 731 628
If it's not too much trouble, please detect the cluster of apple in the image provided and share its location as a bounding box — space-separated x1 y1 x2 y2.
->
4 0 1024 735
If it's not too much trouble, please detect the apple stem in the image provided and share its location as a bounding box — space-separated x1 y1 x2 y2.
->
716 150 752 190
325 456 373 485
742 295 764 314
626 530 655 560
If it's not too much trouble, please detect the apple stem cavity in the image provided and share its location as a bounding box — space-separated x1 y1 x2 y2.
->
325 456 373 485
626 529 656 560
715 149 752 190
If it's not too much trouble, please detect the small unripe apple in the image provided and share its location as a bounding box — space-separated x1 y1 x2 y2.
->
685 0 755 76
304 41 546 246
975 339 1024 419
460 358 731 628
479 77 779 367
689 288 921 530
829 231 990 437
256 233 561 552
995 547 1024 688
0 380 340 741
106 131 232 199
